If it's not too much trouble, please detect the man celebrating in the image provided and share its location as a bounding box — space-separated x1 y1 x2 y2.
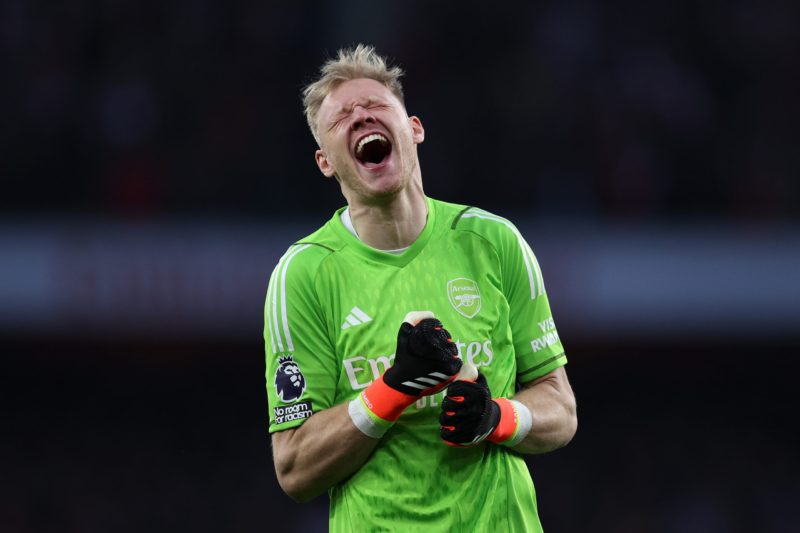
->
265 44 577 532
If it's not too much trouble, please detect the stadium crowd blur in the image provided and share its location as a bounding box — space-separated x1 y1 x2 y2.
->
2 1 798 532
4 1 797 218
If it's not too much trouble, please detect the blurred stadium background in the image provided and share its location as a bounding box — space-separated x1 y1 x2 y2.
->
2 1 798 532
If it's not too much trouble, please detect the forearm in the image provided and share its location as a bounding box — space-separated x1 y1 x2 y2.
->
271 314 463 501
510 366 577 454
272 402 379 502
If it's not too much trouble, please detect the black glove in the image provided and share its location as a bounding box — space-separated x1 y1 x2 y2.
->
439 373 502 447
383 315 462 397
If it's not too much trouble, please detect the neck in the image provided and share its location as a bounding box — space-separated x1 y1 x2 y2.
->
347 184 428 250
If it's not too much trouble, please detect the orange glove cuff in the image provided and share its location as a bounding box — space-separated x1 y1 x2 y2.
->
488 397 519 444
360 375 417 422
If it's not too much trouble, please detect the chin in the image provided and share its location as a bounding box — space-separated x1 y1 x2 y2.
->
364 183 404 204
348 176 405 205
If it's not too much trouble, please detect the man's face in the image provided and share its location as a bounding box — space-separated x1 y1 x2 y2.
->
314 78 424 204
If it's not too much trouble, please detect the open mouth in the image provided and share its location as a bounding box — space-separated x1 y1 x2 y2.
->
354 133 392 167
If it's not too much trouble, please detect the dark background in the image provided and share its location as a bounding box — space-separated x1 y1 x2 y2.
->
2 1 798 532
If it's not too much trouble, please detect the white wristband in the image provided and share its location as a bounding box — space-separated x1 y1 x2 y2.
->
348 396 392 439
503 400 533 447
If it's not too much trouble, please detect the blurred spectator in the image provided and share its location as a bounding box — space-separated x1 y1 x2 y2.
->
2 1 797 218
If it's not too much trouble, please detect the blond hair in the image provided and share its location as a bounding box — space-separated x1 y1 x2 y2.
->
302 44 405 145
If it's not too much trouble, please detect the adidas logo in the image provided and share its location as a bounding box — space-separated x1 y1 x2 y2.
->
341 307 373 330
402 371 451 391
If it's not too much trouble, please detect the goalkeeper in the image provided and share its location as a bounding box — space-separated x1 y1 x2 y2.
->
265 44 577 532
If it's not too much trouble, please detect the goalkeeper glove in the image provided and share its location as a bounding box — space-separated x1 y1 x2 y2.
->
439 372 532 447
349 311 462 438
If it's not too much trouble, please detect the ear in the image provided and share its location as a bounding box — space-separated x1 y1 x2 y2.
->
409 116 425 144
315 149 336 178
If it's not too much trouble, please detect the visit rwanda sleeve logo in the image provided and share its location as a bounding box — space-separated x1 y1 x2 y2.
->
447 278 482 318
274 356 307 402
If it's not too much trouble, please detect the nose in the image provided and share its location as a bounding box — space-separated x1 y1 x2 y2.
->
350 105 376 131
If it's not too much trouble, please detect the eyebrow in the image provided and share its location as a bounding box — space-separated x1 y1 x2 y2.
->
336 96 385 115
326 96 388 131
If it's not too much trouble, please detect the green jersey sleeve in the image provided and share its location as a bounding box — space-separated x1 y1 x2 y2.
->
264 243 338 433
458 208 566 383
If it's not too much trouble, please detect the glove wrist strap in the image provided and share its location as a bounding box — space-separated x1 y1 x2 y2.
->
488 398 533 446
348 375 416 438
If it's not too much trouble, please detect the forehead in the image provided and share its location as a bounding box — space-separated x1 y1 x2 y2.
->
320 78 399 114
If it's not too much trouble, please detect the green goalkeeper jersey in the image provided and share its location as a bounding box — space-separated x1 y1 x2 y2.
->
265 197 566 532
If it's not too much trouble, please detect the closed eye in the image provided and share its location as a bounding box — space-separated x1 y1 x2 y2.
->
326 101 390 133
327 117 346 133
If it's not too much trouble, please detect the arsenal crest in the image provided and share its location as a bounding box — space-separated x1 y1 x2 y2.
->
447 278 482 319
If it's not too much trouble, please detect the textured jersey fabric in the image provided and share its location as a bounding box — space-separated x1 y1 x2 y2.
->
265 197 566 532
